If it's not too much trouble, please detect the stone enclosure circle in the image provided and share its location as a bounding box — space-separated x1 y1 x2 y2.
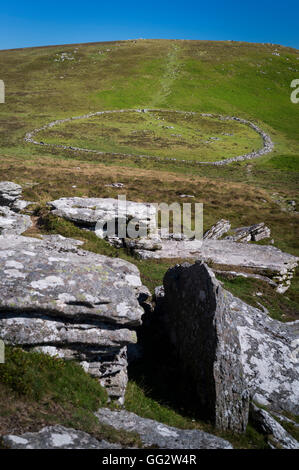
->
25 109 274 165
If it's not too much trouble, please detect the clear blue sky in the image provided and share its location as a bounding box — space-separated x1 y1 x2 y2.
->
0 0 298 50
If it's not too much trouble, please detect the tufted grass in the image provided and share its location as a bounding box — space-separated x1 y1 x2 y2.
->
0 346 141 447
0 346 107 406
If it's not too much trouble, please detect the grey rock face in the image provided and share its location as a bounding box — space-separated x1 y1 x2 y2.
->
49 196 161 251
161 262 249 433
0 206 32 236
95 409 233 449
136 239 298 293
250 404 299 449
156 262 299 417
225 222 271 242
234 296 299 415
0 181 22 207
0 234 147 401
2 425 121 449
203 219 231 240
49 196 157 233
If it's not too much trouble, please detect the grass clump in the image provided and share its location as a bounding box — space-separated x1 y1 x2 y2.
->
0 346 107 407
0 347 141 447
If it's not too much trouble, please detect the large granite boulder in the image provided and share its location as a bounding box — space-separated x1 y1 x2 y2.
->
0 234 148 402
2 425 121 449
160 261 249 433
136 239 298 293
0 206 32 236
156 262 299 420
95 409 233 449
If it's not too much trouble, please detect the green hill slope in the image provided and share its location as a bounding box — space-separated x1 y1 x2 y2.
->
0 39 298 153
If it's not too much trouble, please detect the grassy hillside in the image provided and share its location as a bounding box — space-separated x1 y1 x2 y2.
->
0 39 298 447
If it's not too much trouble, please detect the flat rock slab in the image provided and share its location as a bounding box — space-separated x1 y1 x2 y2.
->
136 239 298 293
0 234 144 326
95 409 233 449
2 425 121 449
49 197 157 231
0 206 32 236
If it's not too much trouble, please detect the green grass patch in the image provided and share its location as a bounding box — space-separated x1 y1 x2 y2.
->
0 346 107 407
0 346 141 447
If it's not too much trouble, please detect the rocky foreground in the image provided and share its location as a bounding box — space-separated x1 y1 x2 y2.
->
0 233 148 402
0 182 298 449
48 196 298 294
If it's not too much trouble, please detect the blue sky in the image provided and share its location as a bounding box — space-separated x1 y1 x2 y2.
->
0 0 298 50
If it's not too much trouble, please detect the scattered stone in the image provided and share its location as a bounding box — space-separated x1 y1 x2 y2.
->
287 200 296 210
0 234 147 401
2 425 121 449
179 194 195 198
250 404 299 449
105 183 125 188
225 222 271 242
0 206 32 236
203 219 231 240
95 409 233 449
